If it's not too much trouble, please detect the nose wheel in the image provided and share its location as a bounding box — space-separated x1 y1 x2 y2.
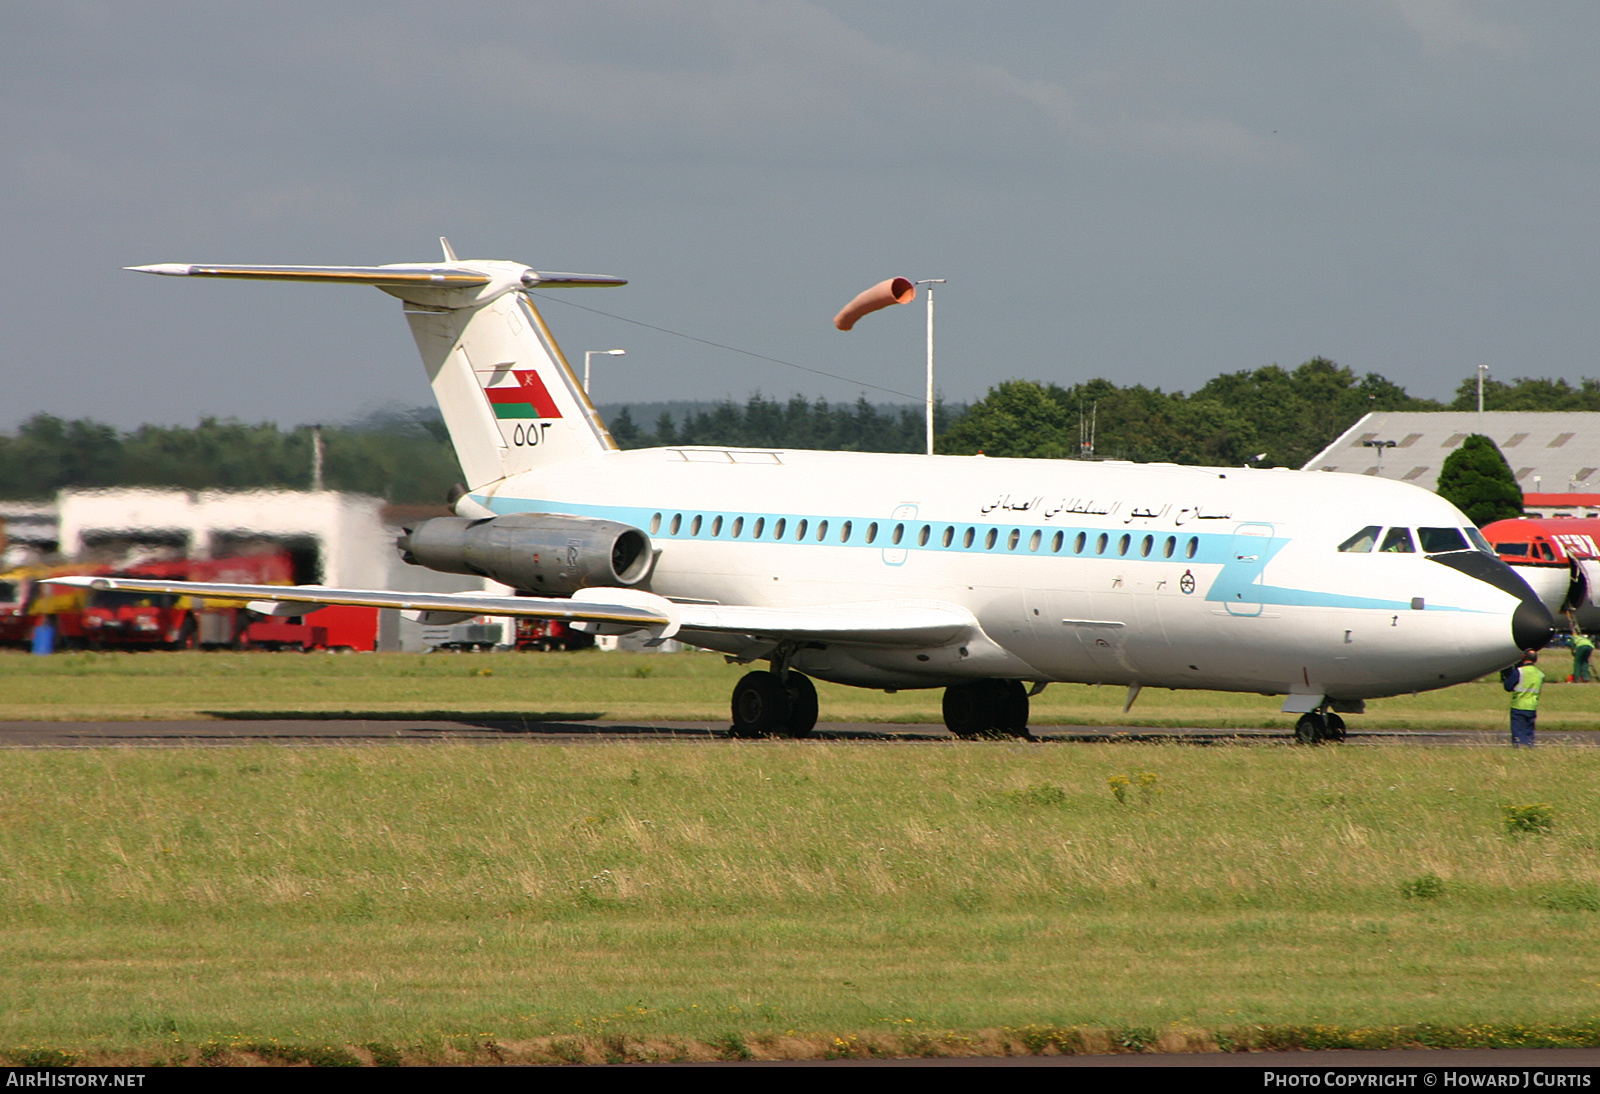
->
1293 710 1347 745
730 670 818 739
942 680 1030 739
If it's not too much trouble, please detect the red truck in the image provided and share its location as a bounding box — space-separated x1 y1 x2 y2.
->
76 553 381 652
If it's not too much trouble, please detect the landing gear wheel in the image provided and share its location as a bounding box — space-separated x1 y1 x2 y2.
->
783 672 818 739
730 671 792 738
1000 680 1030 738
943 680 1029 739
1294 712 1326 745
1323 712 1347 742
943 681 991 739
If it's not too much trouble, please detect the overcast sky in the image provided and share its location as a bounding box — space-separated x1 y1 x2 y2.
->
4 1 1598 430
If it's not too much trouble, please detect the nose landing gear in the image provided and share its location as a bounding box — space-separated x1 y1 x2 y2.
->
942 679 1031 739
1293 709 1347 745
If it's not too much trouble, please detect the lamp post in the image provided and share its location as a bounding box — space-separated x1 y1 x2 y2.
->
1362 438 1396 474
915 279 945 456
1477 364 1490 432
583 349 625 398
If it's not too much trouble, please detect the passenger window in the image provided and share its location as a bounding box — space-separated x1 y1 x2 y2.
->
752 517 765 538
711 516 723 537
669 514 682 535
865 522 878 544
1163 536 1175 558
1418 527 1468 554
985 528 998 550
917 525 930 546
942 526 954 548
1117 534 1130 556
1051 531 1064 553
773 518 786 539
795 519 807 540
1007 529 1021 550
840 521 851 542
650 513 662 534
1185 537 1198 559
1140 535 1153 557
1096 533 1108 555
892 523 904 545
1029 530 1042 552
962 527 975 549
731 516 744 538
816 520 828 542
1338 526 1381 553
1073 532 1086 554
1380 527 1415 553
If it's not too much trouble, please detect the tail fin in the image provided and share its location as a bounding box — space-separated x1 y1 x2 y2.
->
128 246 628 490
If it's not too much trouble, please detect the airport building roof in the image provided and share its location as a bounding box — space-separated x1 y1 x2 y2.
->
1302 411 1600 495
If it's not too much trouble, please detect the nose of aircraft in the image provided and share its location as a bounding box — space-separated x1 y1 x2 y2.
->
1513 596 1556 652
1428 549 1554 654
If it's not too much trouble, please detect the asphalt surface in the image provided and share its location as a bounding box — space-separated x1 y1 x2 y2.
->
0 717 1595 747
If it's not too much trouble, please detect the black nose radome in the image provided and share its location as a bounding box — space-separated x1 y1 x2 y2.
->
1513 597 1555 652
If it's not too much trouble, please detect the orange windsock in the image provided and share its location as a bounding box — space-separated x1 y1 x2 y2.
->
833 277 916 331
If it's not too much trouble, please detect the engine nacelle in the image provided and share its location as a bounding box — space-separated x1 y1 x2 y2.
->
397 513 653 595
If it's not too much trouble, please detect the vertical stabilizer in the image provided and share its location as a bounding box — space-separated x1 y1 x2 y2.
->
403 293 617 489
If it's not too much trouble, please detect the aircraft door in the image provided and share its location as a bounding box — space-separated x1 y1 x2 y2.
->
1225 523 1275 617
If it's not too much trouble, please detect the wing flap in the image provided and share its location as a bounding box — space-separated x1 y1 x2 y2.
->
43 577 672 631
43 579 974 648
677 599 975 647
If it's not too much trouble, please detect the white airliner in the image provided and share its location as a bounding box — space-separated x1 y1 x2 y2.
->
48 241 1553 743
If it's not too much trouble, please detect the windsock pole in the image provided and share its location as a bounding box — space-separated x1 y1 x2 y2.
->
918 279 945 456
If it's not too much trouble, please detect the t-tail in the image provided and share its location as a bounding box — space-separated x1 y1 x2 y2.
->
128 238 626 491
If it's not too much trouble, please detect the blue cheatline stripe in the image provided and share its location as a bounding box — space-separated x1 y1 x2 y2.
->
475 493 1233 563
471 493 1489 614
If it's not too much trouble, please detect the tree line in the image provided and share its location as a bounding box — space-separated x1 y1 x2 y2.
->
0 365 1590 502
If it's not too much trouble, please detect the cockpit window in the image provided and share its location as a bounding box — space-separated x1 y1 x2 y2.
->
1380 527 1415 553
1496 542 1530 557
1418 527 1469 554
1538 541 1555 561
1466 528 1495 555
1338 526 1381 553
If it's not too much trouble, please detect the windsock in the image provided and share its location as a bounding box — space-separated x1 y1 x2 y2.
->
833 277 916 331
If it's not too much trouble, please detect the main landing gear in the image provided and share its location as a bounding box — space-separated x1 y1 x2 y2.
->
729 669 819 738
942 679 1030 739
1293 709 1347 745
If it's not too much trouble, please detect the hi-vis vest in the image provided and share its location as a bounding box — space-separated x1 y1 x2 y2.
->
1511 665 1545 711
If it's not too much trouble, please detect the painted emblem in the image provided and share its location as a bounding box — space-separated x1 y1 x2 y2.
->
1179 570 1196 595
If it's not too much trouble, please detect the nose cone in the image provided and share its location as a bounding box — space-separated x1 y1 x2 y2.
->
1513 596 1555 652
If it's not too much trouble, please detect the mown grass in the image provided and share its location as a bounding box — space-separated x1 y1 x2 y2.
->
1 742 1599 1061
0 647 1594 731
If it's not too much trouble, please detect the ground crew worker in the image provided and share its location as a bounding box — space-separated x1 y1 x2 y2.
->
1501 650 1545 748
1573 632 1594 683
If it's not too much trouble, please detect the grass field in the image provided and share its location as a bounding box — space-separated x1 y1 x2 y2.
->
2 739 1600 1063
1 646 1597 732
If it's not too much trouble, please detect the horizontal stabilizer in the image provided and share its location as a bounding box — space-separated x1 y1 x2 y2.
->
126 264 626 289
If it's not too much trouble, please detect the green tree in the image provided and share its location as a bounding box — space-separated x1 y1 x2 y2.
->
1449 375 1600 412
1436 434 1523 526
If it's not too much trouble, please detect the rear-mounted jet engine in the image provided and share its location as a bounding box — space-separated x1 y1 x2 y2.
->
398 514 653 595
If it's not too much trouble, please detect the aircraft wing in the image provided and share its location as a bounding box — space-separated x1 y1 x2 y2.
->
41 577 976 647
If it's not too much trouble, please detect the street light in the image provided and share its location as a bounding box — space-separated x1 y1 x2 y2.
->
1362 438 1397 474
583 349 625 398
915 279 945 457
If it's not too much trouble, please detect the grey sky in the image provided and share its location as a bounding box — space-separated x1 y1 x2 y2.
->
4 1 1598 429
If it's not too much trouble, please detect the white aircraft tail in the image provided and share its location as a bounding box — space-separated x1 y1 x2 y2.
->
129 239 627 490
